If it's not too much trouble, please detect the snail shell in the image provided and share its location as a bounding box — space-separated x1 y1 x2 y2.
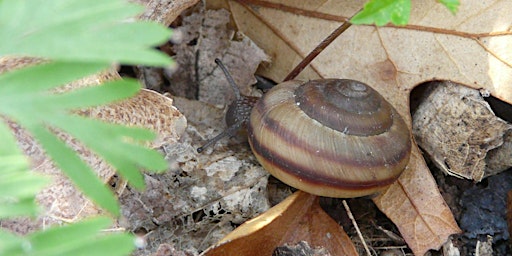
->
247 79 411 198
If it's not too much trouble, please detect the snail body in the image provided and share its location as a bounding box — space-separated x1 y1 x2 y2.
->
199 59 411 198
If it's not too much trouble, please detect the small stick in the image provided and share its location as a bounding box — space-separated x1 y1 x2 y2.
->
283 9 361 81
343 200 372 256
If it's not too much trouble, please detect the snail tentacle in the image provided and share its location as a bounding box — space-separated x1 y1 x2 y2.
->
197 59 254 152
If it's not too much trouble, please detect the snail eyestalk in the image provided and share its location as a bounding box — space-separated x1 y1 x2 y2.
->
215 58 241 100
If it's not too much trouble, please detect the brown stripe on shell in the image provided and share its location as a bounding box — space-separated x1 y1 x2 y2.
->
248 128 404 190
247 113 410 189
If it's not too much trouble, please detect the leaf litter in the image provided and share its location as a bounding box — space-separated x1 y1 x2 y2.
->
3 1 512 255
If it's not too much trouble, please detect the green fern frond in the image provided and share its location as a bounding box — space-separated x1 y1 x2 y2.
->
0 0 174 254
0 217 135 256
0 120 50 218
0 0 172 66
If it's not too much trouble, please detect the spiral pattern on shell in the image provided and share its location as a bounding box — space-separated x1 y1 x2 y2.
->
248 79 411 198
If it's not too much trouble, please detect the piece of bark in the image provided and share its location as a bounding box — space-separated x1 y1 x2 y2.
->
412 81 512 181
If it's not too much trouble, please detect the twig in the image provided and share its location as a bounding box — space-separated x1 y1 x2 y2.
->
283 20 353 81
343 200 372 256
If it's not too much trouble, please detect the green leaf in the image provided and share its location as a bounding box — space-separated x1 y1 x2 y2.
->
351 0 411 26
0 62 109 97
47 79 142 109
0 230 23 253
0 217 135 256
0 171 48 198
0 61 169 214
0 0 171 254
0 198 41 218
0 0 172 66
0 120 50 218
47 115 168 189
28 125 120 215
438 0 459 14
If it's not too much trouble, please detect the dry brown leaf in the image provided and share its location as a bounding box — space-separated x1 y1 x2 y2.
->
218 0 512 254
229 0 512 103
202 191 358 256
373 147 461 255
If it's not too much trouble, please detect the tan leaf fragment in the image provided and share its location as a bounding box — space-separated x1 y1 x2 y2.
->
77 88 187 148
413 81 512 181
202 191 358 256
373 146 462 255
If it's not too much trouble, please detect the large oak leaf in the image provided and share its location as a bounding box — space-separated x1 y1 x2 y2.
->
221 0 512 254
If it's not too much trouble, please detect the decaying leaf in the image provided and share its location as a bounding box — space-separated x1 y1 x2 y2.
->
117 8 273 253
413 81 512 181
220 0 512 254
169 7 269 105
202 191 358 256
119 97 270 254
486 130 512 176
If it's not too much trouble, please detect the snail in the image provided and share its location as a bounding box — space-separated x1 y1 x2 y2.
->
198 59 412 198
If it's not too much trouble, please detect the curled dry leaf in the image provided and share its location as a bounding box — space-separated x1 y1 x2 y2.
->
77 88 187 149
218 0 512 254
202 191 358 256
131 0 200 25
413 81 512 181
